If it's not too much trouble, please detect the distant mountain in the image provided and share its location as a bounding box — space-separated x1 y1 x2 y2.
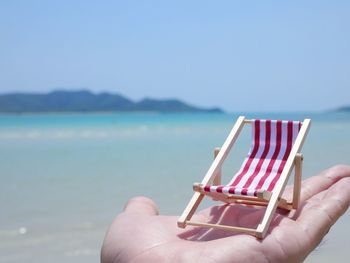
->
337 106 350 112
0 90 223 113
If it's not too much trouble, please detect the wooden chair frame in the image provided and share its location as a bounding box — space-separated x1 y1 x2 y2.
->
177 116 311 238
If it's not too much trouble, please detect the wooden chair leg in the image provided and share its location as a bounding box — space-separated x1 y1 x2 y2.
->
213 147 222 186
177 192 204 228
256 191 280 238
292 153 303 209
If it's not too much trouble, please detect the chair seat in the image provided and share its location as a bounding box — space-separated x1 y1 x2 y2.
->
202 119 302 197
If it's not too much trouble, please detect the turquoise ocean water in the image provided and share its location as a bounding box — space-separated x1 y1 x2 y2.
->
0 112 349 262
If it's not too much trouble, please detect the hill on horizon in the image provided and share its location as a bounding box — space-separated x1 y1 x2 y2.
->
0 90 223 113
337 106 350 112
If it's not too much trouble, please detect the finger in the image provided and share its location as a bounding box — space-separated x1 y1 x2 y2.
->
298 165 350 203
296 177 350 248
123 196 159 216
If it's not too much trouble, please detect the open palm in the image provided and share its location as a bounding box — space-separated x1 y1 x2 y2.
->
101 165 350 263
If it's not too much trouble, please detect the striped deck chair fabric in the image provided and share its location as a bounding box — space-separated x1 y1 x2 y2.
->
203 119 302 197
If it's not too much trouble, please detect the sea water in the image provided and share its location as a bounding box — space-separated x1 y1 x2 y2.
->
0 112 349 262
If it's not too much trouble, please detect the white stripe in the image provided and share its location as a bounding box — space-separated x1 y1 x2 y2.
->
247 119 256 156
261 121 289 191
232 120 267 194
247 120 278 191
292 121 299 143
215 119 301 196
222 186 230 194
227 120 258 186
247 188 256 196
261 121 301 191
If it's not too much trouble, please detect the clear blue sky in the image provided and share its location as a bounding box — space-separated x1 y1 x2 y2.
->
1 1 349 111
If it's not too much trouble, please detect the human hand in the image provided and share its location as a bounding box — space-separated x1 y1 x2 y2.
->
101 165 350 263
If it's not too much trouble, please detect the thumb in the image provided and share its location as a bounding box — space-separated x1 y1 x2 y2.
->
123 196 159 216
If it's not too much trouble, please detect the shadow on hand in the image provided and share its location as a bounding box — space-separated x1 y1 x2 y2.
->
178 203 287 242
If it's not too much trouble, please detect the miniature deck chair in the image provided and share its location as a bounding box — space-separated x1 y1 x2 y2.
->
178 116 311 238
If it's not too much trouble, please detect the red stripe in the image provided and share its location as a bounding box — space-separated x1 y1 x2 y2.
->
230 120 261 186
241 120 271 195
216 186 224 193
267 121 294 191
228 187 235 194
254 120 282 190
204 185 211 192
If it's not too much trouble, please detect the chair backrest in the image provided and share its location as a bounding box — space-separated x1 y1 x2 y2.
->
228 119 302 195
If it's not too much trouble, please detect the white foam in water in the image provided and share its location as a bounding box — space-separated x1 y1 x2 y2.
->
0 126 192 140
18 227 27 235
65 249 98 257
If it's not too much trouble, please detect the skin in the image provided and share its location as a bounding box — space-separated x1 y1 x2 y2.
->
101 165 350 263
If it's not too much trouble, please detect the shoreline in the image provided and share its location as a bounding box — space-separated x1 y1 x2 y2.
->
0 111 226 116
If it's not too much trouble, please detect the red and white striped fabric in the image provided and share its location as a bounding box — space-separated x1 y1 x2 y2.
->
203 119 302 197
